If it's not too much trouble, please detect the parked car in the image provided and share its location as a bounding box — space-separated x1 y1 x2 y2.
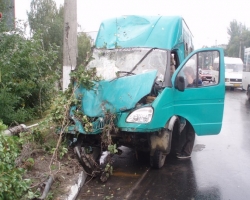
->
199 69 215 83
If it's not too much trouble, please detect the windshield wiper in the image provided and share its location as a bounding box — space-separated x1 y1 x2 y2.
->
110 71 135 82
116 71 135 76
130 48 157 73
110 48 158 82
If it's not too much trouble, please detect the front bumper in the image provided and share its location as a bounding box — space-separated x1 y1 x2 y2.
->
225 82 242 88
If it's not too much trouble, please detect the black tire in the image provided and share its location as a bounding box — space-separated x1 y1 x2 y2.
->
150 150 166 169
74 146 101 176
135 150 150 164
74 146 93 174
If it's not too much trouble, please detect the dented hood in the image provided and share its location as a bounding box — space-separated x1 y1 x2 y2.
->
75 70 157 117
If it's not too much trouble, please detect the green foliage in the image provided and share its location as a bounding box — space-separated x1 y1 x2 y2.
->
225 20 250 60
24 158 35 170
50 64 101 133
77 32 92 67
0 27 60 125
26 191 40 199
50 91 72 125
104 163 113 176
28 0 64 65
101 112 118 148
82 115 93 133
0 121 32 200
19 127 45 146
70 66 102 90
50 145 68 159
59 146 68 159
108 144 118 154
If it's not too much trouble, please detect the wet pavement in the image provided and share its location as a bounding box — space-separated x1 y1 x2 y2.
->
77 89 250 200
77 146 150 199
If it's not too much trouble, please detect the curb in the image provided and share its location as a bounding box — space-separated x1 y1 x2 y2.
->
59 170 87 200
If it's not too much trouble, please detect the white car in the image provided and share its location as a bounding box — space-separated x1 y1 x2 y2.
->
214 57 243 90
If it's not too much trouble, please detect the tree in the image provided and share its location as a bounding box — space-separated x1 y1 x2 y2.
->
0 28 60 125
27 0 64 65
225 20 250 60
77 32 92 67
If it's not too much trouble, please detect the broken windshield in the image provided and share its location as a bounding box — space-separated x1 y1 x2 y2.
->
86 48 168 83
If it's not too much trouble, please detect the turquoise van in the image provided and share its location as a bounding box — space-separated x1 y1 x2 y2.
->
67 15 225 177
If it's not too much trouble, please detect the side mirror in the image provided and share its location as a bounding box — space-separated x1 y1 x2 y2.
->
175 76 185 92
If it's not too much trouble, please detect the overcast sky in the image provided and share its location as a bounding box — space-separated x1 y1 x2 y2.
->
15 0 250 49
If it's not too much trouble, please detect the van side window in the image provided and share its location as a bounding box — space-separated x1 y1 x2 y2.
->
185 43 188 57
177 50 220 88
171 52 180 68
170 54 176 77
177 54 200 88
199 51 220 85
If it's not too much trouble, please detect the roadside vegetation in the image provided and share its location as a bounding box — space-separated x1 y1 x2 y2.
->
0 0 92 199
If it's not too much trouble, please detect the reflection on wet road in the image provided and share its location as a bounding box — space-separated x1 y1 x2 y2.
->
77 90 250 200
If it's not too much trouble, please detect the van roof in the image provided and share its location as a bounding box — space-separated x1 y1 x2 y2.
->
214 56 243 64
95 15 193 49
244 47 250 53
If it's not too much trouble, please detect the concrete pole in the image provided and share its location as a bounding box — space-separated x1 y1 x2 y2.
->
63 0 77 91
239 39 242 59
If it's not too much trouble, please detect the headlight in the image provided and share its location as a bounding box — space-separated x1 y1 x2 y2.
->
126 107 153 123
225 78 230 82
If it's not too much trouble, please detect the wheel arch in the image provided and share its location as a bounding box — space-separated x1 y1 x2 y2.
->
166 115 196 134
166 115 179 131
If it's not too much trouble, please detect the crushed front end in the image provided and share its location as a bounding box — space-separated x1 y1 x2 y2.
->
65 47 171 181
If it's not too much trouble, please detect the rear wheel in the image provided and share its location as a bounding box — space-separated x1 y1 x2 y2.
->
150 150 166 169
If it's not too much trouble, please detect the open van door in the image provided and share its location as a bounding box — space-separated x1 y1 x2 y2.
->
173 48 225 136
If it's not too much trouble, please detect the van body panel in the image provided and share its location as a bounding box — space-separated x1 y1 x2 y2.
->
74 70 157 117
117 87 175 132
117 48 225 136
172 48 225 135
96 15 191 50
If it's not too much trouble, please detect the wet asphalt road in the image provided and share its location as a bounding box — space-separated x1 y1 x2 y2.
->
77 89 250 200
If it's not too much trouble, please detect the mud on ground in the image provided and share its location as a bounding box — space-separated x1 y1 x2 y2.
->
17 142 83 199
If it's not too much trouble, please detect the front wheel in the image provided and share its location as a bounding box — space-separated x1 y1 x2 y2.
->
74 146 101 176
150 150 166 169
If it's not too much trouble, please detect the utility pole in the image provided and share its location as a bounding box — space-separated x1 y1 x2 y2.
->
239 37 242 59
63 0 77 91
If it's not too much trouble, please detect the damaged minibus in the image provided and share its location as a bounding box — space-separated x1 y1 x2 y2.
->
66 15 225 181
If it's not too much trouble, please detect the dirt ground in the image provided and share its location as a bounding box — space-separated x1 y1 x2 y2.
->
18 143 84 200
